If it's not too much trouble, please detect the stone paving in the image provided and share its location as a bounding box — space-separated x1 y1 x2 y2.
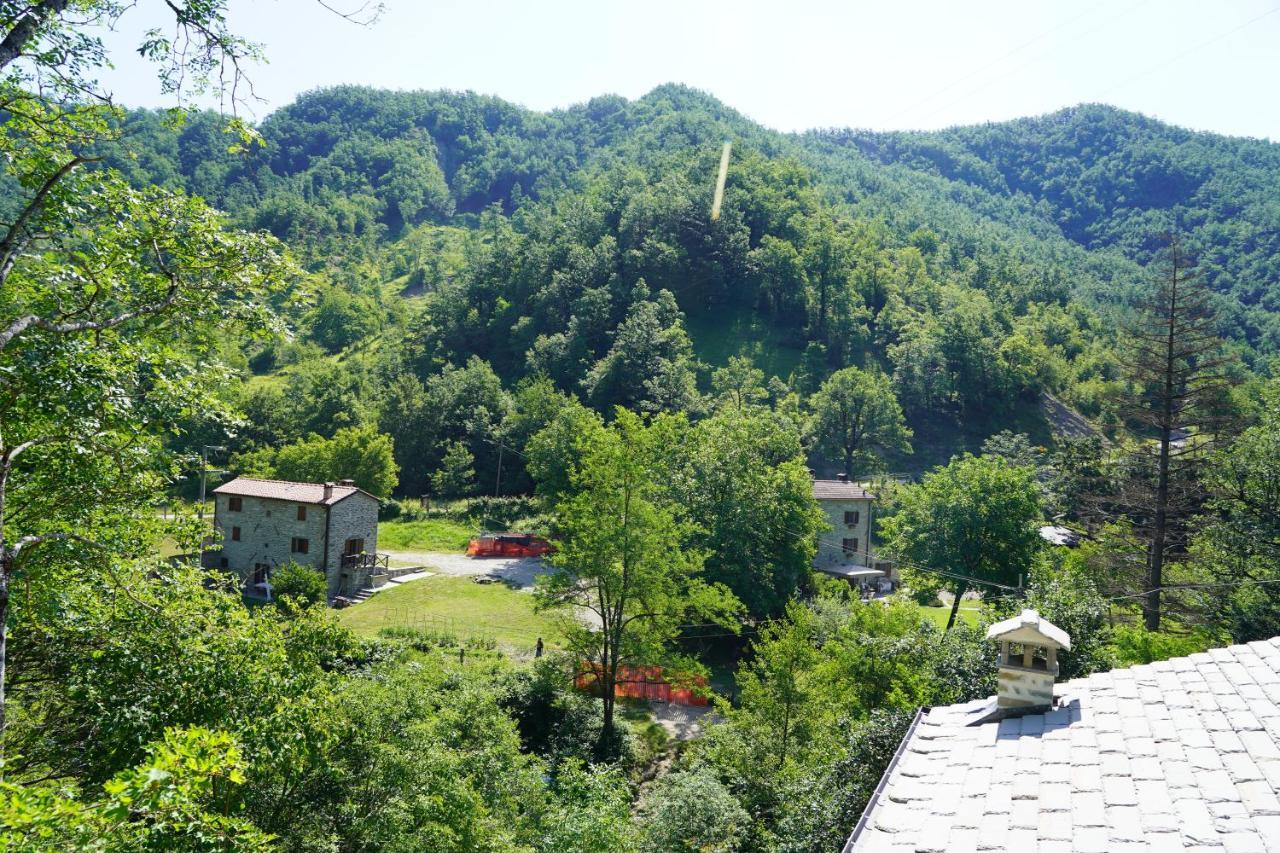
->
852 638 1280 852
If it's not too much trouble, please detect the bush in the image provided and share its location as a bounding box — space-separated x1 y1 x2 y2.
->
497 657 636 771
638 768 750 853
270 561 328 608
1107 625 1219 667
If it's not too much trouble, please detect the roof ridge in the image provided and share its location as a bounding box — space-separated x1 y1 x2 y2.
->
220 475 355 487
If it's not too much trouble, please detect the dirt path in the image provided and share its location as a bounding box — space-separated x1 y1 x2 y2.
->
382 550 549 590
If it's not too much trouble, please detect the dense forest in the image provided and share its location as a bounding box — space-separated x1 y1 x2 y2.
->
97 84 1277 492
5 2 1280 850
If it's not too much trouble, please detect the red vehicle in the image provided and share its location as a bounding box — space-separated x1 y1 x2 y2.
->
466 533 555 558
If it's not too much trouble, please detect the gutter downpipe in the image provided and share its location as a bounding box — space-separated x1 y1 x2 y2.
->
841 706 927 853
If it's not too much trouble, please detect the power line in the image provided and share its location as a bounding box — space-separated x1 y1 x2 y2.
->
885 0 1117 125
907 0 1153 128
1095 4 1280 103
1103 574 1280 604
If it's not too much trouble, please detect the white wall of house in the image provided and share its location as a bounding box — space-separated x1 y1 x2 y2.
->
814 497 874 568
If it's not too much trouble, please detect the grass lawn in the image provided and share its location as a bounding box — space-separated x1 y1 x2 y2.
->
378 518 476 553
920 604 982 630
337 574 565 654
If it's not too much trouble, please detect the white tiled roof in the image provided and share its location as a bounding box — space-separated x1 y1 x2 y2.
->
850 637 1280 852
813 480 876 500
212 477 371 506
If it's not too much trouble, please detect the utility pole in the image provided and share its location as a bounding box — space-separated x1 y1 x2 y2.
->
494 443 504 498
198 445 227 523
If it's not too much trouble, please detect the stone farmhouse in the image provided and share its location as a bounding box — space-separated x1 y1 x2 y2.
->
209 477 384 601
812 475 881 585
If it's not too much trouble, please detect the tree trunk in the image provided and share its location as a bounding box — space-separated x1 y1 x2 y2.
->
0 562 7 762
1145 260 1180 632
597 631 617 759
945 581 968 631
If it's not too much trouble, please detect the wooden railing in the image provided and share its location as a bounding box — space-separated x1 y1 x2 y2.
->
340 552 389 572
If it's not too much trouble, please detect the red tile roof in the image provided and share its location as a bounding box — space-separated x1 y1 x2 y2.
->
812 480 876 501
212 477 374 506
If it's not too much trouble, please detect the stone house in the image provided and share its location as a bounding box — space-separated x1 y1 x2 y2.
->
812 475 876 575
210 477 383 600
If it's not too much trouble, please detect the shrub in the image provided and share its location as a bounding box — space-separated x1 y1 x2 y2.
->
1107 625 1220 667
271 561 328 608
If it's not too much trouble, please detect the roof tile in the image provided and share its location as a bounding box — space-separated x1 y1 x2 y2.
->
848 635 1280 853
212 476 371 506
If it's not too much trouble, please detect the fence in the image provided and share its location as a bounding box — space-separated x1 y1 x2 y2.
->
575 663 709 707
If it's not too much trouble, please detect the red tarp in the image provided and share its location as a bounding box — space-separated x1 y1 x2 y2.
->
467 533 554 558
575 663 709 706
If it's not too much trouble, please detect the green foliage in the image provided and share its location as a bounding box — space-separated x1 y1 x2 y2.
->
1194 381 1280 642
306 285 381 353
881 454 1044 629
1107 625 1218 667
1 727 270 852
270 561 328 609
836 104 1280 350
699 593 994 842
1014 555 1116 681
432 440 479 498
536 760 638 853
670 408 827 617
244 423 399 497
536 410 741 751
808 367 912 477
771 709 915 853
638 768 751 853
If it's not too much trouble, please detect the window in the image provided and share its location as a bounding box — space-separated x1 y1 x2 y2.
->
297 505 307 521
344 537 365 557
842 538 859 556
231 526 241 542
228 496 242 512
291 537 310 555
844 510 860 526
252 563 268 584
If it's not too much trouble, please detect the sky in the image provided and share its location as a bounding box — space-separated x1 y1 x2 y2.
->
93 0 1280 140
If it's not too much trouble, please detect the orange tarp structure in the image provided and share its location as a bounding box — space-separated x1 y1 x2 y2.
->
466 533 554 558
575 663 709 706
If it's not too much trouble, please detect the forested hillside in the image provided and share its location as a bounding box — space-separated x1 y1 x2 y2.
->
9 3 1280 845
96 84 1280 492
810 104 1280 349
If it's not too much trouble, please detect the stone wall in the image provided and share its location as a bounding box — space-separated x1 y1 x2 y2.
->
325 492 380 598
213 493 328 590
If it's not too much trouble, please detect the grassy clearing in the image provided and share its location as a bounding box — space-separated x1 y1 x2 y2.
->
920 604 982 630
378 518 476 553
337 573 565 654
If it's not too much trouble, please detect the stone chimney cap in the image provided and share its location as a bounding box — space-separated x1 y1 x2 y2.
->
338 478 356 487
986 608 1071 651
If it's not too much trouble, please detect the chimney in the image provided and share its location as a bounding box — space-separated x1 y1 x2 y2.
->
986 609 1070 710
323 482 335 501
338 478 356 487
836 473 849 483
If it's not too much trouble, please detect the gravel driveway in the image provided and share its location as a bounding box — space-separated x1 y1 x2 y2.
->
383 551 550 590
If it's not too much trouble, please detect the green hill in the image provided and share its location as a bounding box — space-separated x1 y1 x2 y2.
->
109 85 1279 490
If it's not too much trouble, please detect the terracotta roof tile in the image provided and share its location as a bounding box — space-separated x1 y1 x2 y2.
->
212 477 374 506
